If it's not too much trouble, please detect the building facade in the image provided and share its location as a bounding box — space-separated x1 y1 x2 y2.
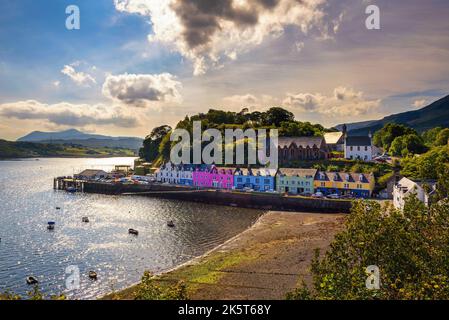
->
276 168 317 194
278 137 329 165
234 168 277 191
179 164 195 186
344 136 373 161
314 171 375 198
393 177 436 210
193 165 234 189
155 161 180 184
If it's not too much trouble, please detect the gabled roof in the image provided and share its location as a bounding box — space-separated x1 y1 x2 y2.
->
345 136 371 146
316 171 374 183
277 168 317 178
324 132 344 144
235 168 277 177
278 136 325 149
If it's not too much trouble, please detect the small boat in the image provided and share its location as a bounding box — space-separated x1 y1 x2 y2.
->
167 220 175 228
56 207 61 210
88 271 97 280
47 221 55 230
26 276 38 285
66 187 77 193
82 217 90 223
128 228 139 236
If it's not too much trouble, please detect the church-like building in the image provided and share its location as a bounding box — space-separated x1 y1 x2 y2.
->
278 136 329 165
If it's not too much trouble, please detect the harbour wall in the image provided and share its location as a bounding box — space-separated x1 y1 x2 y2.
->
73 181 352 214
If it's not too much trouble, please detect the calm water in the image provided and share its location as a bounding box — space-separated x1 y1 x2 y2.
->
0 158 264 299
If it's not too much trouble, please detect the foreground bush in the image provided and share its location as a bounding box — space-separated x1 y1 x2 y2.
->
134 271 188 300
288 197 449 300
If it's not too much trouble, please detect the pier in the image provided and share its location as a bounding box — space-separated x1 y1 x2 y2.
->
53 178 353 213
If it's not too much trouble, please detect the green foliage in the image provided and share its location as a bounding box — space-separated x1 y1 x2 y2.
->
145 107 325 164
435 128 449 146
373 123 417 150
0 286 66 300
288 198 449 300
400 145 449 180
139 125 172 162
422 127 443 146
134 271 189 300
389 134 427 156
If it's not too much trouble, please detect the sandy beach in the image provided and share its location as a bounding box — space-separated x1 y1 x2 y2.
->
105 211 346 300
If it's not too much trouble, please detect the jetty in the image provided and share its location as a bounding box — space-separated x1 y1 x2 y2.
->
53 177 352 213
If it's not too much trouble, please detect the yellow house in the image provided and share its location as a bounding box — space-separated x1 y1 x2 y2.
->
314 171 375 198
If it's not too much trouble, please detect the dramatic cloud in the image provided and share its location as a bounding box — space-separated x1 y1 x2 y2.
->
114 0 339 75
283 86 381 116
102 73 182 107
61 65 97 87
0 100 139 128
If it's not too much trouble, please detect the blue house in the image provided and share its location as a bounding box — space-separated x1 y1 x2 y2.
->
234 168 277 192
178 164 197 186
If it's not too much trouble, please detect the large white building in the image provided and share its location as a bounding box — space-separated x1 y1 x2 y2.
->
344 135 373 161
393 177 436 210
155 161 180 184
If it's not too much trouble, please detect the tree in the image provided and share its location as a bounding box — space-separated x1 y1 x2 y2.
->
288 198 449 300
373 123 417 150
434 128 449 146
262 107 295 127
139 125 172 162
134 271 188 300
389 134 427 156
422 127 443 146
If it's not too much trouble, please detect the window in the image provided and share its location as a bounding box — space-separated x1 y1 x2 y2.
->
321 182 325 187
237 178 242 182
357 146 360 151
350 146 353 151
255 178 260 184
264 179 270 184
365 146 368 151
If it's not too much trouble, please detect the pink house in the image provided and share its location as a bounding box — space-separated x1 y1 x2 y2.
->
192 165 235 189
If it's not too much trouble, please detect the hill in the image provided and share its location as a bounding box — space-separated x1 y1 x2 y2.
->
17 129 143 150
337 94 449 135
0 140 136 159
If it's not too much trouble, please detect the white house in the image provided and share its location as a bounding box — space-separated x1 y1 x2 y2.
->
344 135 373 161
155 161 180 184
393 177 436 210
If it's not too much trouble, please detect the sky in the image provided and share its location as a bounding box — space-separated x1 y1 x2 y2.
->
0 0 448 140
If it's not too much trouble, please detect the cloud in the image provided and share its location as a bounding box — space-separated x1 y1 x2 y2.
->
114 0 339 75
413 99 427 108
222 93 277 111
61 65 97 87
0 100 139 128
282 86 381 116
102 73 182 107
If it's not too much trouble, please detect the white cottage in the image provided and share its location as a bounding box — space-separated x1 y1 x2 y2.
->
344 135 373 161
393 177 436 210
156 161 180 184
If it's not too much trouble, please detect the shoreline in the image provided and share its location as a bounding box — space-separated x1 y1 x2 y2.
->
103 210 346 300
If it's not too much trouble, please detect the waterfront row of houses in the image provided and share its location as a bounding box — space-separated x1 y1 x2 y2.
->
155 162 375 198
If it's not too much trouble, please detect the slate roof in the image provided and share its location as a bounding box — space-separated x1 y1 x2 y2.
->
277 168 317 178
315 171 374 184
278 136 325 149
345 136 372 146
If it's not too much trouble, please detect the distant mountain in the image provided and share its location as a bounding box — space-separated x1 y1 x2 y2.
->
337 94 449 136
17 129 143 151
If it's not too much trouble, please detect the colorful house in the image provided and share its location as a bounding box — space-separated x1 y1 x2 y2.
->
234 168 277 191
314 171 375 198
193 165 234 189
179 164 196 186
276 168 317 194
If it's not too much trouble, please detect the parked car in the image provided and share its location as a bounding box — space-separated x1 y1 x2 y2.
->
311 192 324 198
326 193 340 199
